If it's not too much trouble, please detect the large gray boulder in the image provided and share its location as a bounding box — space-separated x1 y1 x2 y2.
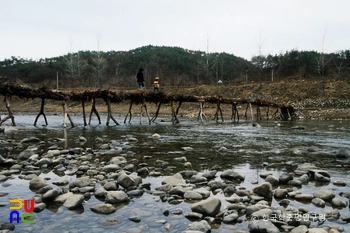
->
63 194 85 210
105 191 129 204
248 219 279 233
252 182 272 199
117 171 136 189
68 177 92 189
313 189 335 201
191 198 221 217
162 173 186 186
220 169 245 181
90 204 117 214
29 177 49 190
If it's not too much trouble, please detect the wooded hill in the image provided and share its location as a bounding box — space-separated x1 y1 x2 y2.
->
1 45 349 89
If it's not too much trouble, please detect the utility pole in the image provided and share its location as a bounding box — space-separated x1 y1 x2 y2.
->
56 71 59 89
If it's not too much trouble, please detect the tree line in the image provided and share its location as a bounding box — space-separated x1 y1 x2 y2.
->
0 45 349 89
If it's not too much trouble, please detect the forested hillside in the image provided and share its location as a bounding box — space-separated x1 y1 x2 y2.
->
1 45 349 89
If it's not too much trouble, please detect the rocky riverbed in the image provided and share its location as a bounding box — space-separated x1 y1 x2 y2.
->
0 117 350 233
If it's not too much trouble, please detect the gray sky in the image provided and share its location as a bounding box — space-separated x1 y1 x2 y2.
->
1 0 349 61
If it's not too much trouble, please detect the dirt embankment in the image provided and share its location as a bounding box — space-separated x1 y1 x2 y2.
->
2 79 350 120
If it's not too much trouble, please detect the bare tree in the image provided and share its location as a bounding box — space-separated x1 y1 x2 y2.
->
93 37 106 88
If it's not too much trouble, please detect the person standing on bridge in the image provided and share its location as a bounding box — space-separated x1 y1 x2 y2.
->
136 68 145 90
153 76 160 92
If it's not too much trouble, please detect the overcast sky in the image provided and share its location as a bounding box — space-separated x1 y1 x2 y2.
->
1 0 349 61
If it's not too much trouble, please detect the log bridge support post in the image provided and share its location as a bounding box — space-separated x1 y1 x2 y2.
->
0 94 16 126
140 98 151 125
213 98 224 123
231 104 239 122
171 100 181 124
197 102 208 123
89 98 101 125
106 96 119 126
34 97 48 126
124 99 133 124
62 100 75 128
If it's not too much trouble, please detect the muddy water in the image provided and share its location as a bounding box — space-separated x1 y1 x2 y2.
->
0 113 349 232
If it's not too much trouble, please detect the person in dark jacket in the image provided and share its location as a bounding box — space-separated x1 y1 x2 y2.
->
136 68 145 90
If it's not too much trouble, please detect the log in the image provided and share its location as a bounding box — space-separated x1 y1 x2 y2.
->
62 100 75 128
89 98 101 125
0 95 16 126
34 98 48 126
197 102 208 123
124 100 133 124
106 97 119 126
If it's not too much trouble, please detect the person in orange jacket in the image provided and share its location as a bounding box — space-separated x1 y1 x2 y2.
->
153 77 160 92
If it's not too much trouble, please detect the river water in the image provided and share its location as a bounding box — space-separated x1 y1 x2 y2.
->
0 113 349 232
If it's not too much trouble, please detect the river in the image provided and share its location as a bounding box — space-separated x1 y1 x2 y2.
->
0 113 349 232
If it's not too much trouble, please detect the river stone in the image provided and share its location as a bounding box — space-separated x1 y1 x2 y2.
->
42 188 63 201
202 170 217 179
63 194 84 209
191 198 221 217
173 156 187 162
90 204 117 214
34 158 52 167
312 197 326 207
29 177 49 190
307 228 327 233
265 175 279 185
102 164 120 173
333 180 347 186
68 177 92 189
313 189 335 201
251 208 273 220
54 192 74 204
128 215 141 223
207 180 227 191
288 179 303 186
104 181 118 191
17 148 36 160
295 194 314 201
220 169 245 181
223 212 239 223
274 189 288 199
190 175 207 184
184 191 203 200
0 175 8 182
252 182 272 199
105 191 129 203
307 146 319 152
186 220 211 232
331 197 348 207
109 156 127 165
297 174 309 183
336 148 350 159
162 173 186 186
0 155 5 164
33 202 46 213
248 219 279 233
278 172 293 184
314 172 331 182
21 137 40 143
117 171 136 189
290 225 308 233
156 184 173 193
169 186 186 196
152 133 161 139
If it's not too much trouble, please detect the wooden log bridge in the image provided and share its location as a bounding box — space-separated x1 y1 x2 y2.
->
0 83 295 127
